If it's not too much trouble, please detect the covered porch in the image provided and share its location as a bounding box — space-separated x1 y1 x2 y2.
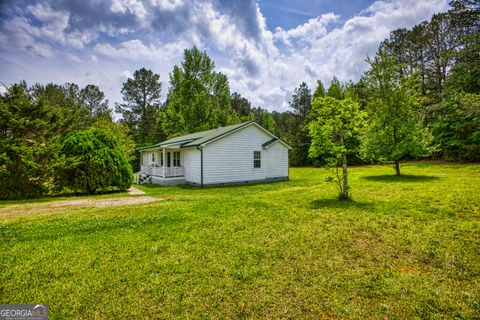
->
136 144 185 185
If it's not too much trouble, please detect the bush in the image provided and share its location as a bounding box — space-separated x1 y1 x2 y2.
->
58 128 133 194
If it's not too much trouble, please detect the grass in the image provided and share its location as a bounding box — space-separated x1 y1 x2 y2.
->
1 162 479 319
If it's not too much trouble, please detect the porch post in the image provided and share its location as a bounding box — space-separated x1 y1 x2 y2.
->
162 147 166 178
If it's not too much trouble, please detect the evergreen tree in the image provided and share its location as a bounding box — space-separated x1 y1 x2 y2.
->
312 80 326 100
288 82 313 166
0 82 63 199
231 92 253 118
116 68 162 145
80 84 111 120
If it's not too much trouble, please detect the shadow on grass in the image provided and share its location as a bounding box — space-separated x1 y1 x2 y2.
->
309 198 374 211
362 174 440 183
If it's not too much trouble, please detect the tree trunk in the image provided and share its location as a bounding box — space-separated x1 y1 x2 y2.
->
395 160 401 176
342 151 349 200
339 133 349 200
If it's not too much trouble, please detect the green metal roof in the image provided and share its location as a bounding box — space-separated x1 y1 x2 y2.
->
137 121 253 150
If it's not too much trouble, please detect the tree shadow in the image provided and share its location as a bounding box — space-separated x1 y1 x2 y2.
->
362 174 440 183
309 198 374 211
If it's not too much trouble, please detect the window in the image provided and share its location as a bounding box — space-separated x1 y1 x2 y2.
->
160 152 163 166
152 152 155 162
167 152 171 167
173 151 181 167
253 151 261 168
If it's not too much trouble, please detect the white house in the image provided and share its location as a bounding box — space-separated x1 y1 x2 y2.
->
136 121 291 186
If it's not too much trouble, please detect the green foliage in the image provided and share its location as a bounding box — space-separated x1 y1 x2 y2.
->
309 96 366 200
58 128 133 194
80 84 111 120
91 117 136 162
446 33 480 93
432 92 480 160
231 92 252 118
30 82 89 133
326 77 345 100
161 47 236 137
0 83 62 199
361 50 432 175
290 82 312 120
285 82 313 166
312 80 326 100
116 68 162 144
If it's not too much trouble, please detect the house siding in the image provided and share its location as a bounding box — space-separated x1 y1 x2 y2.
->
182 148 201 184
202 125 289 185
264 142 289 178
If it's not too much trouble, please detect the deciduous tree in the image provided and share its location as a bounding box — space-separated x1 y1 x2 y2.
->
309 96 365 200
161 47 235 137
361 50 432 175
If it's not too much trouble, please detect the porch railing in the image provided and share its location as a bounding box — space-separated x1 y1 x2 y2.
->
141 165 184 178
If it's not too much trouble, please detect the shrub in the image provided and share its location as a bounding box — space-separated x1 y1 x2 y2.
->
58 128 133 194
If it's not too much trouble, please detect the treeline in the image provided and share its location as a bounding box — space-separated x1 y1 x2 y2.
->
0 82 134 198
1 0 478 199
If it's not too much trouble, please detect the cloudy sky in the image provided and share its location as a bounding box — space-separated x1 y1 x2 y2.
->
0 0 449 112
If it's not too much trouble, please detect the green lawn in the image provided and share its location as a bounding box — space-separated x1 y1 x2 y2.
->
1 162 479 319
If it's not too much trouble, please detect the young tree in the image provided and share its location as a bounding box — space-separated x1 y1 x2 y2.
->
309 97 365 200
161 47 235 137
361 50 432 175
116 68 162 144
58 128 133 194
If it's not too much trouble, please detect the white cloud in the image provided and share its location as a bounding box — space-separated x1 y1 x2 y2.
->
0 0 450 112
93 39 187 62
223 0 450 111
121 70 132 79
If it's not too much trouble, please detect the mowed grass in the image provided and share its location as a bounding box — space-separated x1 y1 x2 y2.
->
1 162 479 319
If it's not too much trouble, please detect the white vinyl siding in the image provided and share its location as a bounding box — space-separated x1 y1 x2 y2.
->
263 142 289 178
202 125 288 185
182 148 201 184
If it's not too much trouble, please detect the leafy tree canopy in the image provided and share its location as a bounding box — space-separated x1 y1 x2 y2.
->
309 96 366 200
161 46 236 137
361 49 432 175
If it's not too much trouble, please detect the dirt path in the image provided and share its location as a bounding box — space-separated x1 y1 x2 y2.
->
128 186 146 195
0 196 163 219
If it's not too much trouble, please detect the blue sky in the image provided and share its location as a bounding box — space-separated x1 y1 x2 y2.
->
0 0 450 112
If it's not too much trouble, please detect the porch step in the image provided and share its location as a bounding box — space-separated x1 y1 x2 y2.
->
137 174 151 185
